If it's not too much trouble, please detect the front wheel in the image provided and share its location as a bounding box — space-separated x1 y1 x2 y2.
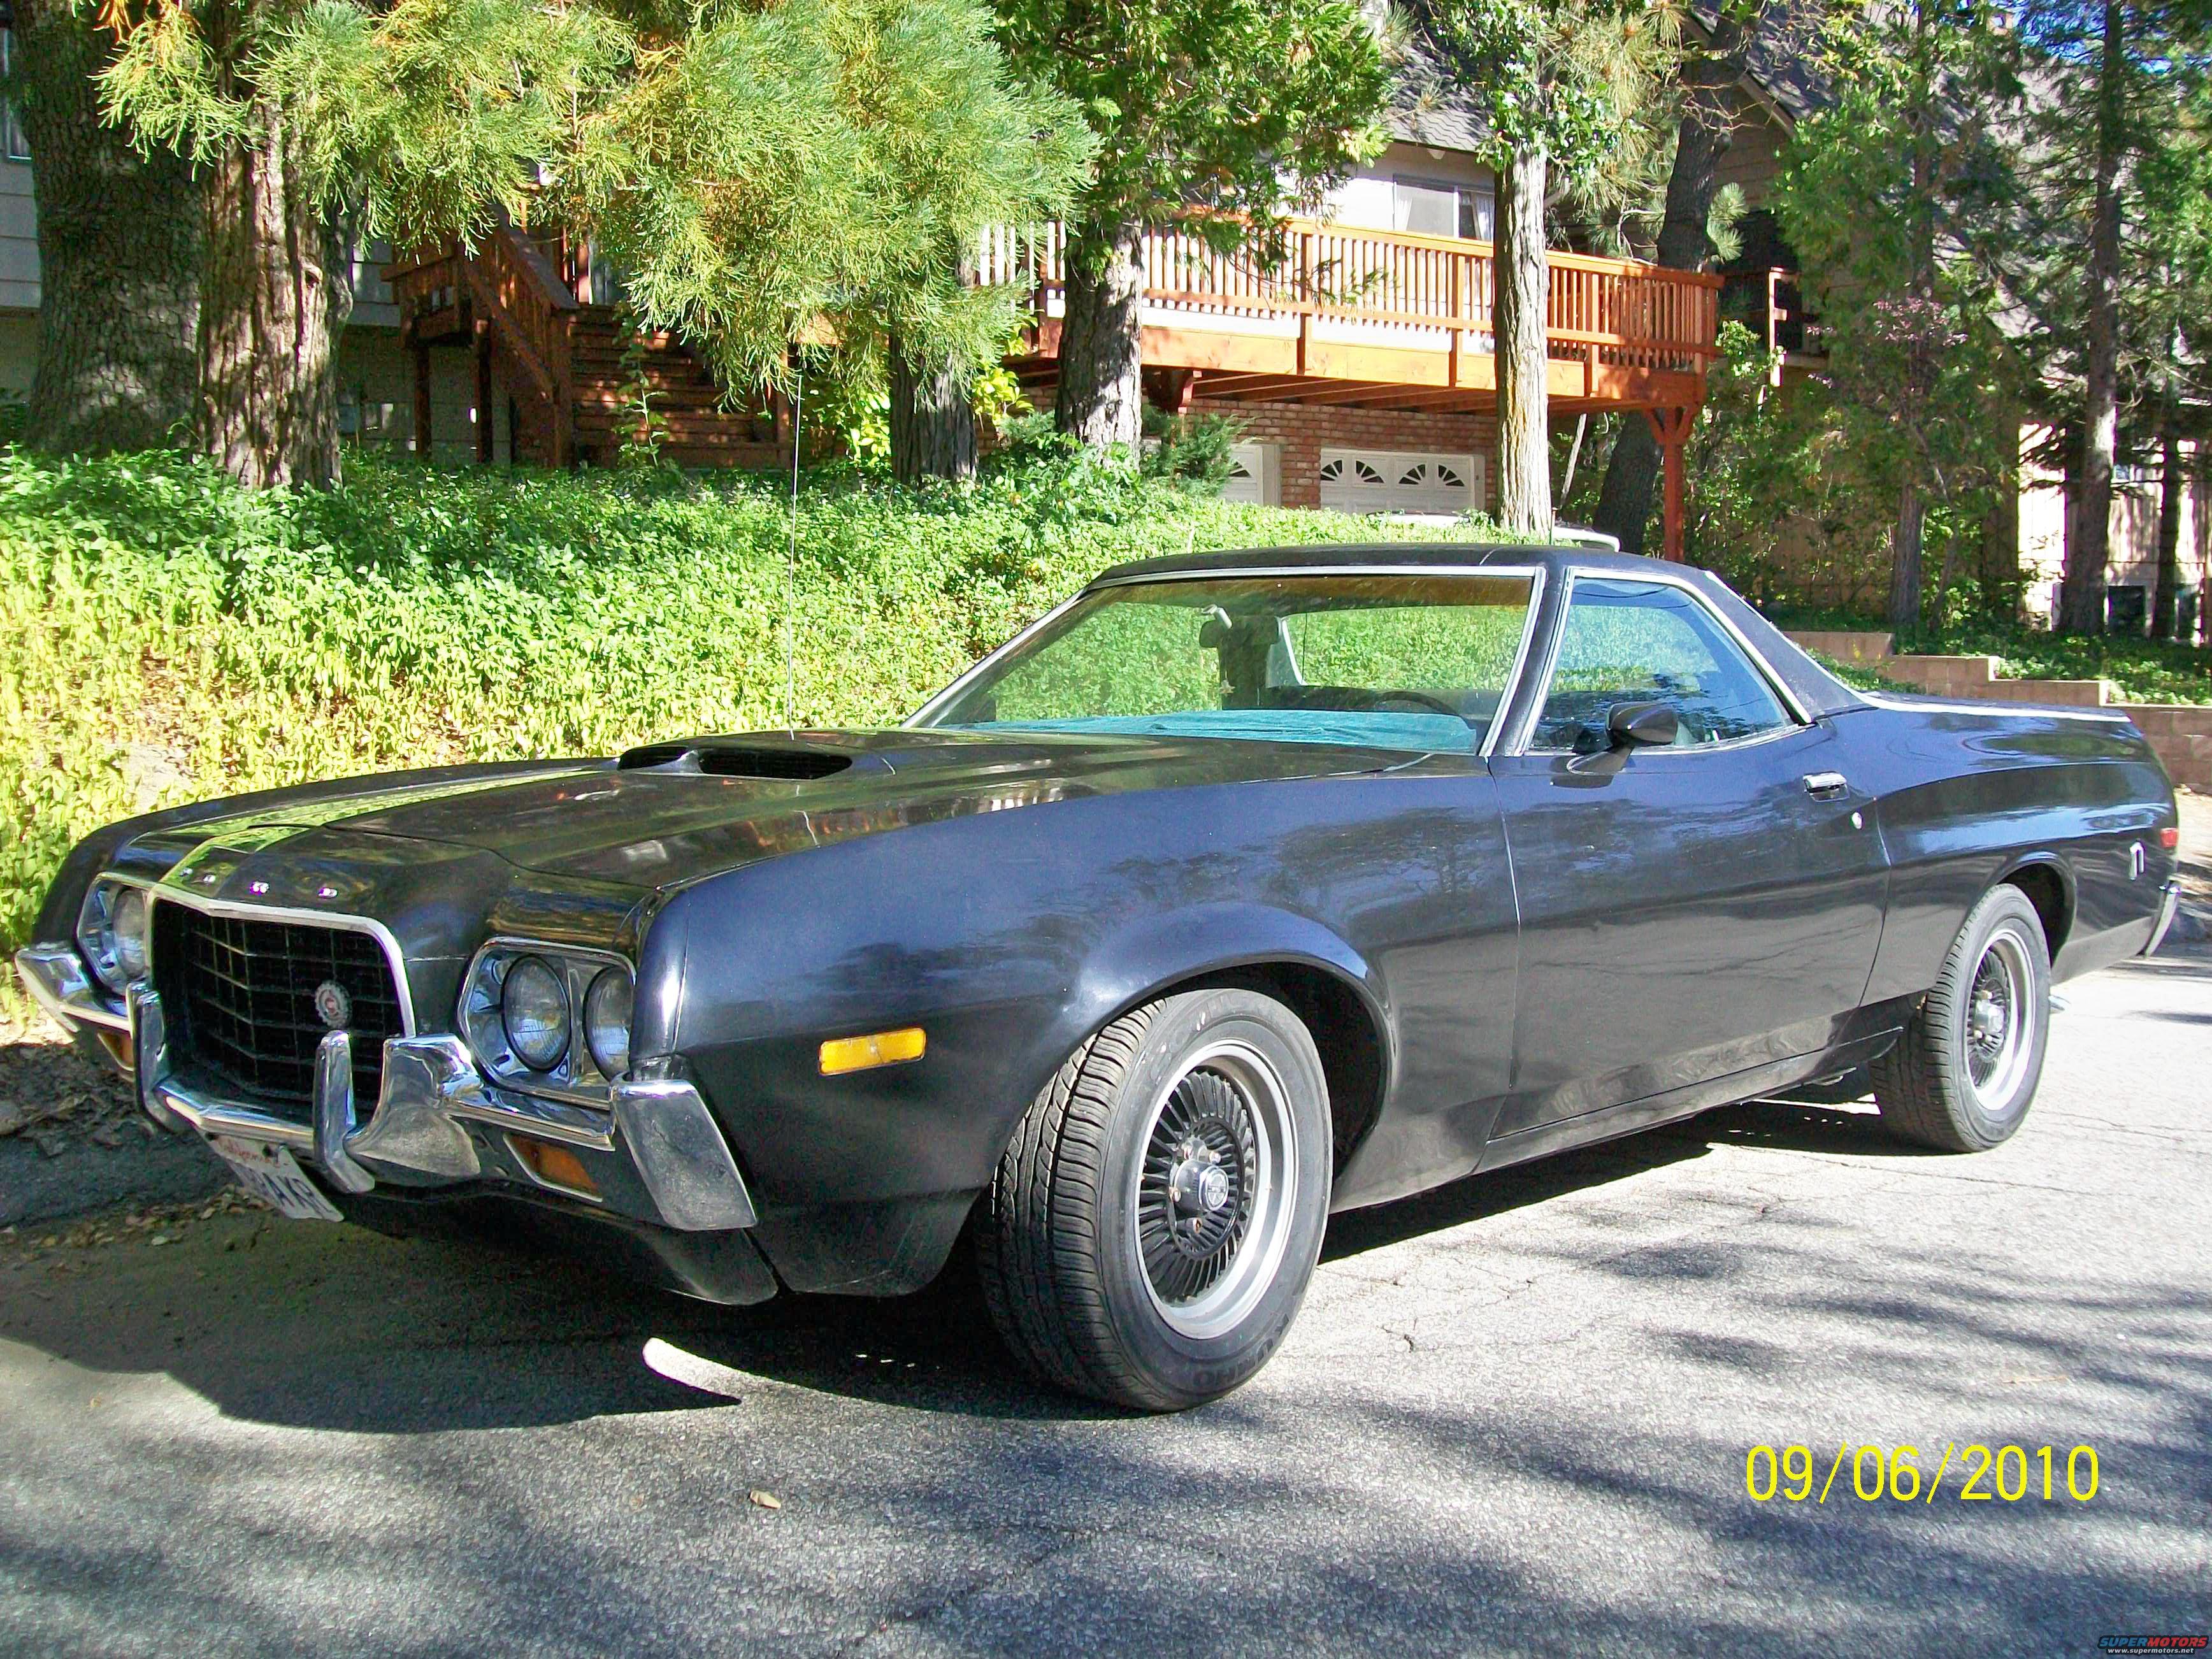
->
1872 884 2052 1151
976 988 1332 1411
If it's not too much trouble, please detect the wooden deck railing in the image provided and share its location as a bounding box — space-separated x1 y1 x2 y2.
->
980 218 1722 387
388 228 577 401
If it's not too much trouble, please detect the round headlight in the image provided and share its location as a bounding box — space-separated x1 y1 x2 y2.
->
583 967 633 1079
111 887 149 984
77 882 148 995
501 956 571 1072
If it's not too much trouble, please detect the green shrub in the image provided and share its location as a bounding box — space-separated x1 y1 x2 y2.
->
1 444 1521 972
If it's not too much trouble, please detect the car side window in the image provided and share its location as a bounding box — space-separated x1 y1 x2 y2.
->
1528 578 1796 752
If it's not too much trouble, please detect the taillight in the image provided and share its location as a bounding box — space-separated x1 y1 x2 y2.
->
2158 826 2180 850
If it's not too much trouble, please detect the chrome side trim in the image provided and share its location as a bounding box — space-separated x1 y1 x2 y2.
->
14 944 127 1033
613 1077 759 1231
1853 690 2134 724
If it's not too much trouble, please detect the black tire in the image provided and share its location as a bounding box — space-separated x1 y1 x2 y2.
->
976 988 1332 1411
1872 885 2052 1151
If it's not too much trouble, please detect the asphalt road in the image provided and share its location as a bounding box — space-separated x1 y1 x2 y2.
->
4 930 2209 1654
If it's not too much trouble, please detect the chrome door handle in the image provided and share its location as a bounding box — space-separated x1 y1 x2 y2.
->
1803 771 1849 799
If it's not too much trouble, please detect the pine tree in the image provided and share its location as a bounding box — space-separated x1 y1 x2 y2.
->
94 0 1084 488
991 0 1389 454
1773 1 2022 630
1592 1 1770 555
1415 0 1678 539
2009 1 2212 634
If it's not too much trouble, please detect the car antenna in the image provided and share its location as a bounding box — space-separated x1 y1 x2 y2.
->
784 356 803 736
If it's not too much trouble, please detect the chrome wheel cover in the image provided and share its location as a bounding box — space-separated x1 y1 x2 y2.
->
1132 1038 1298 1340
1964 927 2036 1114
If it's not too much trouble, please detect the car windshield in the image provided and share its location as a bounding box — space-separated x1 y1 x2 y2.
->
916 571 1537 753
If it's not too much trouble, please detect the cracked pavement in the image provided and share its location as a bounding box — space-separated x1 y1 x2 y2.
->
3 940 2209 1654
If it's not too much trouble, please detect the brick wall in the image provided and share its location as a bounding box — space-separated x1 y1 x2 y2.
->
1194 398 1498 510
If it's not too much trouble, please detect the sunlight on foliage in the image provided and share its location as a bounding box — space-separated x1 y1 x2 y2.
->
0 445 1519 965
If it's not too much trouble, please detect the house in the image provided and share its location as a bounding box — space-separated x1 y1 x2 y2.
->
0 27 1724 557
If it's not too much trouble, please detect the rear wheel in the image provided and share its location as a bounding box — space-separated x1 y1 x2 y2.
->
976 988 1332 1411
1872 885 2051 1151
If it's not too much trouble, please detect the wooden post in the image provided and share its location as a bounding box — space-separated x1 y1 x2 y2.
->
1296 229 1314 377
472 319 494 465
1646 405 1695 563
552 385 574 471
410 341 433 459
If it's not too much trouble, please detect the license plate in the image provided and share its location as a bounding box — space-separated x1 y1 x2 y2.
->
203 1133 345 1222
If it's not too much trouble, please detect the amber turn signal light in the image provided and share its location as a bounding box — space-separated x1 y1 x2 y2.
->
508 1134 600 1198
819 1027 926 1075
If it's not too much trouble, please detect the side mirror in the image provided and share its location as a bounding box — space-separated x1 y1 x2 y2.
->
1607 701 1679 749
1562 700 1677 781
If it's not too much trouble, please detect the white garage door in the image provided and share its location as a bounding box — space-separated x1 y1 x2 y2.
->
1223 441 1277 505
1318 448 1484 516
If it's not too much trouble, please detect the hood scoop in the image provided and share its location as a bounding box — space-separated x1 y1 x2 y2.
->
617 741 880 780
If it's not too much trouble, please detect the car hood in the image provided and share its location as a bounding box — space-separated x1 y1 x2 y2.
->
126 728 1416 891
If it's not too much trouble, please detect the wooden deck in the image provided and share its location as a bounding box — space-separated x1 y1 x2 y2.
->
988 219 1721 417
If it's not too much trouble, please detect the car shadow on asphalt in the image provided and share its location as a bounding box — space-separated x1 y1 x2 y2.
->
0 1087 1956 1436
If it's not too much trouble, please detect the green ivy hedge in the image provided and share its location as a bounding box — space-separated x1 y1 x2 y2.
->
1 445 1512 968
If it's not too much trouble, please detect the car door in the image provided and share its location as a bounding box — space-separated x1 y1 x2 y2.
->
1482 573 1888 1147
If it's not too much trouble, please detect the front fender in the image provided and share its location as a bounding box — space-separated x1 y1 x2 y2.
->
1054 899 1390 1093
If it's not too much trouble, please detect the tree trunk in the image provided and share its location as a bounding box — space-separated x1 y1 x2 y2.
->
15 0 200 454
1890 471 1925 632
1593 8 1756 553
2060 0 2125 635
1890 3 1939 635
889 336 977 484
1979 401 2022 619
194 104 345 489
2153 426 2183 641
1495 145 1552 536
1054 221 1144 455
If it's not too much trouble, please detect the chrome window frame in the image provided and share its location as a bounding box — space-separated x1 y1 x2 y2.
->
1499 566 1814 759
907 562 1549 762
62 872 417 1035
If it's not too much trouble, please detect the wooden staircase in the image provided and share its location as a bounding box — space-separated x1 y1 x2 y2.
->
386 230 787 469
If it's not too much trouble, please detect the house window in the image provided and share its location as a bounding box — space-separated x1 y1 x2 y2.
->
1392 178 1495 243
0 34 29 163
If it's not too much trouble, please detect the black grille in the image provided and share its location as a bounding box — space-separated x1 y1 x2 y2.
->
152 904 404 1117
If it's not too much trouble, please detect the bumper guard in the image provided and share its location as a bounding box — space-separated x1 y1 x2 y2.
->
15 947 754 1233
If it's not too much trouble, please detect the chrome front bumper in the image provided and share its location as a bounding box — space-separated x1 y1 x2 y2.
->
16 945 756 1233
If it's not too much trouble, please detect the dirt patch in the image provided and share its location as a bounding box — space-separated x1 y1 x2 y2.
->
1 1185 269 1265
0 1012 143 1156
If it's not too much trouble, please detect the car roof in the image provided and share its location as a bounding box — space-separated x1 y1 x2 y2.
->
1086 542 1686 587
